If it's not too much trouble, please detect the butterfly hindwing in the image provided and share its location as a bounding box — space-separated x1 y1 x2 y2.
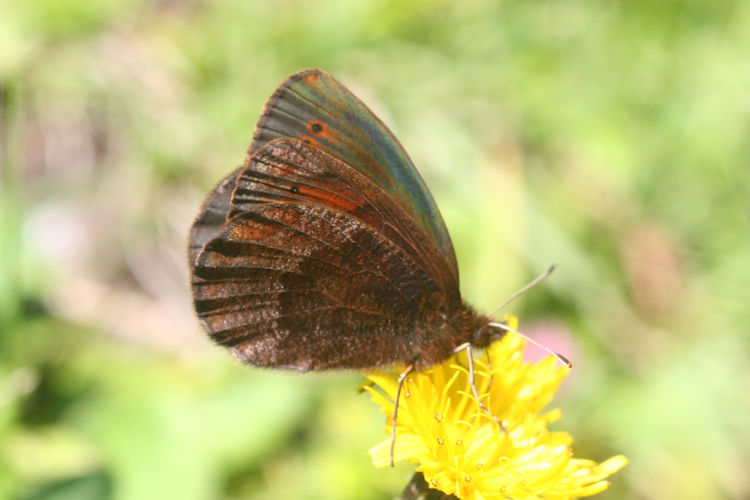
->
192 201 458 370
188 167 242 266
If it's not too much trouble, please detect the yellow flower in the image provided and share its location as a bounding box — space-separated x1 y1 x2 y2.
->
363 316 628 500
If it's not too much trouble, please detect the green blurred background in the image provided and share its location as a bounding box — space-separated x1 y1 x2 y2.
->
1 0 748 498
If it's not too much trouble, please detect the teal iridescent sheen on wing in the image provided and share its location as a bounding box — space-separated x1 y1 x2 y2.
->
250 69 458 282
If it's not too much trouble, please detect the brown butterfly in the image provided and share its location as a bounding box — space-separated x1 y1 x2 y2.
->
188 68 506 370
188 70 568 446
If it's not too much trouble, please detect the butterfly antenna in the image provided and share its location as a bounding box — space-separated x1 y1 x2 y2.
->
488 321 573 368
488 263 558 319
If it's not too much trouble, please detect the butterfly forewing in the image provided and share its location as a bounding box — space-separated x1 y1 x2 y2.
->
230 139 458 298
250 69 458 281
191 70 457 280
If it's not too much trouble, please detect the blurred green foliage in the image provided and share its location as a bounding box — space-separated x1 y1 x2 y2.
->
1 0 749 499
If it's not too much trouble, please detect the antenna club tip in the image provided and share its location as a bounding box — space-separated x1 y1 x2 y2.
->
555 352 573 369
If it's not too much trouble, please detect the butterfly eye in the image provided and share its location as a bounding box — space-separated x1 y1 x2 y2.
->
308 120 327 135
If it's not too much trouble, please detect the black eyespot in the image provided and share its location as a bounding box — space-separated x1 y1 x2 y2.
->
290 185 299 194
307 120 328 135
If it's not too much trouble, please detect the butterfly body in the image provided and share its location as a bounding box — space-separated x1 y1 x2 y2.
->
190 70 497 372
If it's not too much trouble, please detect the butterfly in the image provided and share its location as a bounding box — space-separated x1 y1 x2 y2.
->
188 69 550 376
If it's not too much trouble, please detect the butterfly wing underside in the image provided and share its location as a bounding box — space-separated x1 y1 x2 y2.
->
192 140 463 370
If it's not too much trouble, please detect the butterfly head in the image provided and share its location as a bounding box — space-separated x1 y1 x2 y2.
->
471 320 507 348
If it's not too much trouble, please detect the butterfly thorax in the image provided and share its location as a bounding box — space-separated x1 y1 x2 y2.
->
409 303 489 370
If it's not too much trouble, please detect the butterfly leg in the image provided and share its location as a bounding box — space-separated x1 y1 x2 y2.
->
453 343 506 433
390 363 414 467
